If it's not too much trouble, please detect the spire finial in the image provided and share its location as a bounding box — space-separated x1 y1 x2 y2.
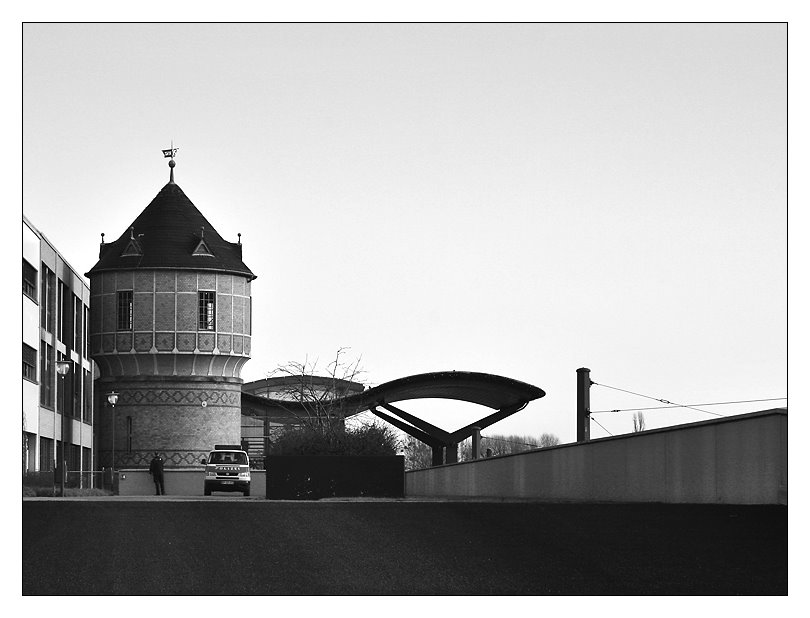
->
130 226 135 240
162 141 179 183
237 233 241 245
101 232 105 244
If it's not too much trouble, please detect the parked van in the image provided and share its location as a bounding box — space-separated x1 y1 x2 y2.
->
201 444 251 496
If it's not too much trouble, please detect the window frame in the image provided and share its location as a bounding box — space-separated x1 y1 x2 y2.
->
39 343 53 409
117 290 133 331
23 260 37 301
198 290 216 331
23 343 37 383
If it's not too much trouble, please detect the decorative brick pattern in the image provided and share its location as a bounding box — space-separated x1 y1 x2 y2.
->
113 450 208 468
103 272 116 293
198 332 215 352
90 296 103 331
233 276 246 296
177 272 196 292
116 333 133 351
176 293 196 331
218 334 231 353
155 271 175 292
154 292 175 331
217 274 232 294
244 336 251 355
217 294 232 333
133 292 154 330
116 387 240 406
102 294 116 331
117 271 134 290
97 380 242 467
233 335 243 354
91 334 103 354
155 332 175 351
176 332 196 351
199 273 216 290
134 332 153 352
233 296 244 332
134 271 154 291
102 333 115 352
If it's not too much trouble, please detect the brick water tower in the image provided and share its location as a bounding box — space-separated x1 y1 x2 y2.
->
86 152 256 468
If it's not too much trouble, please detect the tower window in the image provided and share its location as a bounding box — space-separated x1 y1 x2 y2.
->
198 291 215 331
117 291 133 330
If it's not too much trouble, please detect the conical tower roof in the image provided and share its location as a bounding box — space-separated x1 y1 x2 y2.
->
86 181 256 280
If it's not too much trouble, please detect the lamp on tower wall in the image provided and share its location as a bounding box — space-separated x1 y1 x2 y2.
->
106 391 119 471
55 360 72 497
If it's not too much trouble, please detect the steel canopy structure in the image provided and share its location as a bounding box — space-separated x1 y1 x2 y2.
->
242 371 546 466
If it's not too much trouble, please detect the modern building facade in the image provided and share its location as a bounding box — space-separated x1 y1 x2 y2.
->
23 216 94 477
85 159 256 468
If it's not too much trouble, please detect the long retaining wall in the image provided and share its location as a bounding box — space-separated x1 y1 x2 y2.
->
405 409 787 504
118 469 266 497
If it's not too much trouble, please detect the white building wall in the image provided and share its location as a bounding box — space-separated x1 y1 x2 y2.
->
23 216 95 476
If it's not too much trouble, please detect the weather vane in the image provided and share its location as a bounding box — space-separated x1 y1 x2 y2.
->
162 140 179 182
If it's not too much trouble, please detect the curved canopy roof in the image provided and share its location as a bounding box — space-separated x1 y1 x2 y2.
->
86 181 255 280
343 371 545 411
242 371 544 417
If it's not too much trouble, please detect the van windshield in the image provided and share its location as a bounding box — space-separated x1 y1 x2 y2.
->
209 451 248 465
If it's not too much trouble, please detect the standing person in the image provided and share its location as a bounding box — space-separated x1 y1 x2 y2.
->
149 452 165 495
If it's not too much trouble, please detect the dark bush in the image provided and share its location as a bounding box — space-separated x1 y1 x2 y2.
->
269 422 400 456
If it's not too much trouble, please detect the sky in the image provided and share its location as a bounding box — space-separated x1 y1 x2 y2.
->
20 22 787 444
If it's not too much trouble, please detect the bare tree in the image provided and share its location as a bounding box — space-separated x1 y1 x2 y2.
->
403 438 434 471
538 433 561 447
632 412 646 432
459 432 561 460
267 347 366 434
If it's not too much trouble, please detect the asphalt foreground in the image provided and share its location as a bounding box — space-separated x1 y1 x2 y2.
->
23 499 786 595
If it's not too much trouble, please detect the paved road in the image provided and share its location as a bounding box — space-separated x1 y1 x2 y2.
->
22 499 787 595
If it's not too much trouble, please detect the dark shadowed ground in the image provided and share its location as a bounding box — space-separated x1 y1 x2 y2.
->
22 498 786 595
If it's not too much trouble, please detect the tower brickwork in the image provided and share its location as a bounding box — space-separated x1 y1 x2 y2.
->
87 161 256 468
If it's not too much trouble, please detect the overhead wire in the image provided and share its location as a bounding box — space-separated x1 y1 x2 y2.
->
590 417 613 437
591 381 724 417
590 396 786 414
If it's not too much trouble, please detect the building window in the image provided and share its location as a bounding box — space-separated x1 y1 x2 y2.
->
82 447 91 475
74 295 82 355
72 363 81 418
82 369 92 423
198 291 216 330
23 260 37 301
40 264 54 331
39 437 54 472
117 290 133 330
23 344 37 383
56 352 68 415
57 280 65 341
83 306 89 358
39 343 53 408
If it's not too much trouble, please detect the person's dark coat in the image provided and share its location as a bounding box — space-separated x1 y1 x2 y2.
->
149 455 164 478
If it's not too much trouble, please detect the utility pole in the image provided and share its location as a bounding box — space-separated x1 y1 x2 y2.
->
577 367 591 442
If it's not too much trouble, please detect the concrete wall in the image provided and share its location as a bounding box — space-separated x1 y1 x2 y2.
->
118 469 266 497
406 409 787 505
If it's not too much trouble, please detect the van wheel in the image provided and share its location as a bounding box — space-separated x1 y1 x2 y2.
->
204 488 211 496
243 488 250 497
